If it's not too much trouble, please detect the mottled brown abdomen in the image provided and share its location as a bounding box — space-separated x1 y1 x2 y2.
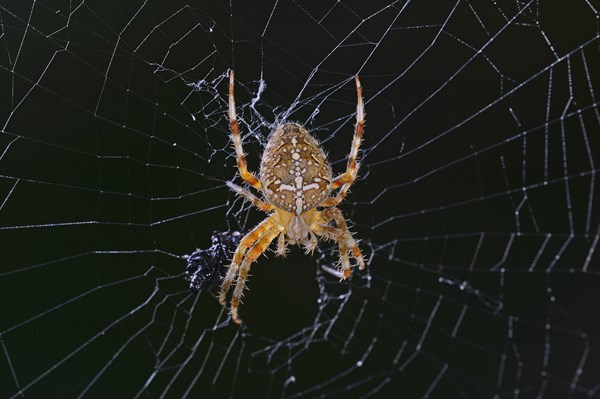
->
260 122 332 214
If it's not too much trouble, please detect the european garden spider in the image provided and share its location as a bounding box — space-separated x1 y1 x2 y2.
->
220 71 366 324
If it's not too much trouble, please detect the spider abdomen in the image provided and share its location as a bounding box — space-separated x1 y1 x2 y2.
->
260 122 332 214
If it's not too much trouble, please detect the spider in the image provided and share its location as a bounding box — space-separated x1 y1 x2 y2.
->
220 71 366 324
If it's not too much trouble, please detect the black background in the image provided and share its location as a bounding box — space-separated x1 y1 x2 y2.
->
1 1 599 398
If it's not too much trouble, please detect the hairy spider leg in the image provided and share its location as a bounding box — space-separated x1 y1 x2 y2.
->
322 207 365 271
227 181 274 212
313 223 352 279
219 216 274 305
320 162 360 208
304 232 318 254
230 226 282 324
277 232 287 256
229 71 262 190
331 76 364 190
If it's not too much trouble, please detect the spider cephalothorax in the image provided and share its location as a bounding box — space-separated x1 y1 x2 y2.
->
220 71 366 324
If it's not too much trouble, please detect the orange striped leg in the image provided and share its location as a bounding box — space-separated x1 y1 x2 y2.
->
230 226 281 324
313 224 351 280
227 181 274 212
229 71 261 190
219 216 274 305
321 162 360 207
322 207 365 271
332 75 364 190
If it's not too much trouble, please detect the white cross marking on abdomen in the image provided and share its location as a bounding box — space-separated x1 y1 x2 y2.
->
302 183 319 191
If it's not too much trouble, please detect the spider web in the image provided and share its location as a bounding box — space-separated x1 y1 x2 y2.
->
1 0 599 398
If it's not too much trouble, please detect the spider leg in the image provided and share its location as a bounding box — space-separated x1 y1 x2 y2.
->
227 181 274 212
331 76 364 190
228 71 262 190
320 162 360 208
230 226 282 324
314 208 365 280
313 224 351 280
219 216 274 305
276 232 288 257
304 232 318 254
322 207 365 271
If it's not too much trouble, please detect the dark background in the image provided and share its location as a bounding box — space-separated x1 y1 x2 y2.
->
0 1 599 398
